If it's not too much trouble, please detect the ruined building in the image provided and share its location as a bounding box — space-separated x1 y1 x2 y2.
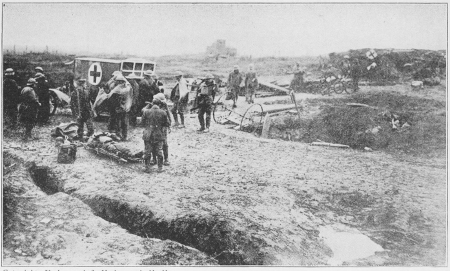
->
206 39 237 58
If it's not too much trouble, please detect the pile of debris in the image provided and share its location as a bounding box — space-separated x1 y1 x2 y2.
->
329 48 445 84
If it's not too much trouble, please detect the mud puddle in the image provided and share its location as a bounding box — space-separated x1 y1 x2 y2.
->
319 224 384 265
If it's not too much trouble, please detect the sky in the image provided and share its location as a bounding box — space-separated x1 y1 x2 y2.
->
2 3 447 57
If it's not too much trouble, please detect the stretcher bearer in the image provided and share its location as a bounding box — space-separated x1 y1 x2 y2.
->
71 78 94 140
142 97 170 173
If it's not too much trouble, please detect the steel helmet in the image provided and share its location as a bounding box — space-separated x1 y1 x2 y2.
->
5 68 14 73
205 74 214 79
35 72 45 79
125 73 140 80
115 75 126 82
77 78 86 82
175 71 183 77
35 67 44 72
233 65 239 70
344 55 350 59
27 78 37 85
154 93 166 103
150 73 159 79
143 70 154 76
111 71 121 76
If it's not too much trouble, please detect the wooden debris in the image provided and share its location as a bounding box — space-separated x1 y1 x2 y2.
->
258 81 290 94
260 113 271 139
346 103 371 108
311 142 350 148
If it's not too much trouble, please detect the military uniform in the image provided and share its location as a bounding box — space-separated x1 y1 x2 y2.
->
245 71 258 103
3 75 20 126
35 76 51 124
128 78 140 126
19 83 40 139
170 77 189 127
228 71 243 107
289 66 305 92
158 101 171 164
142 104 170 172
71 83 94 139
138 78 154 112
196 79 215 132
108 81 132 140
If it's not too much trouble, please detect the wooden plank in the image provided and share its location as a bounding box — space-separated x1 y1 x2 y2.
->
258 81 291 94
263 105 297 114
311 142 350 148
261 113 271 139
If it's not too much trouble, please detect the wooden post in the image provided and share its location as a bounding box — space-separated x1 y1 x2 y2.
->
290 91 301 119
261 113 271 139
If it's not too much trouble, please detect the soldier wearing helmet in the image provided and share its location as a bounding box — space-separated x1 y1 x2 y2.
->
142 93 171 166
3 68 20 127
138 70 155 117
141 94 170 173
288 63 305 92
70 78 94 140
18 78 41 140
194 74 216 133
34 72 51 124
170 71 189 128
151 73 164 94
245 64 258 104
125 73 141 126
106 75 132 140
227 65 243 108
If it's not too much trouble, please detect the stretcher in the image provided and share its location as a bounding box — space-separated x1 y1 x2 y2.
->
84 132 143 163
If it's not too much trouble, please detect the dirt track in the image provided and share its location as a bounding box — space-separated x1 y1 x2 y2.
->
3 86 447 266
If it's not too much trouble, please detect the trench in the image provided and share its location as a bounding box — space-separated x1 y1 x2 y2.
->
27 163 273 265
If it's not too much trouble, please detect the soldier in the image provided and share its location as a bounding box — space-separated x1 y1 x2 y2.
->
289 62 305 92
170 71 189 128
3 68 20 127
150 73 163 95
106 75 132 141
349 58 361 91
227 65 243 108
148 93 171 166
138 70 155 113
142 96 170 173
125 73 140 126
70 78 94 140
34 72 51 124
195 74 216 133
35 66 44 74
245 64 258 104
18 78 40 140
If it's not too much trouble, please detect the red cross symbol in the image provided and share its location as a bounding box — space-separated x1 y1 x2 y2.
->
90 65 101 83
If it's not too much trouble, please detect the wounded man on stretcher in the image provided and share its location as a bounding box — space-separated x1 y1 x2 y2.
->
85 132 143 163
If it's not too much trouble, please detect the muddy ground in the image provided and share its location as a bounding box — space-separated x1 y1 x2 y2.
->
2 84 447 266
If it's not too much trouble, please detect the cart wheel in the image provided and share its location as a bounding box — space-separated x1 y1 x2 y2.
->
344 81 356 94
333 81 345 94
240 103 264 135
213 93 234 123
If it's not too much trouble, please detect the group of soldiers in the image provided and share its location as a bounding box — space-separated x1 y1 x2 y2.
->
3 63 261 173
3 67 52 140
227 64 259 108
